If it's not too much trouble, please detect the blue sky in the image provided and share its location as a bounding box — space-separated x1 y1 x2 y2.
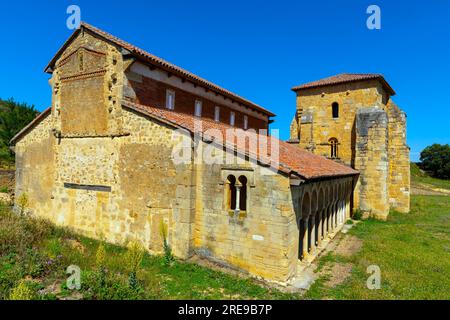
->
0 0 449 161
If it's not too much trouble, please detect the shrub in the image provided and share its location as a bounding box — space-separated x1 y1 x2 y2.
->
159 220 174 266
46 238 62 259
352 209 363 221
17 193 29 216
95 243 107 286
0 210 54 255
124 241 145 290
9 280 35 300
81 270 145 300
420 144 450 179
96 243 106 268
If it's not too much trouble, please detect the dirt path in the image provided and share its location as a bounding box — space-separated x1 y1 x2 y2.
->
411 183 450 196
317 235 363 288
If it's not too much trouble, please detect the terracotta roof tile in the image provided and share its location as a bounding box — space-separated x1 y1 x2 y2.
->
292 73 395 96
45 22 275 117
122 100 359 180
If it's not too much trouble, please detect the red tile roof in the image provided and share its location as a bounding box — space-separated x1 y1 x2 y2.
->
11 102 358 180
122 100 358 180
292 73 395 96
45 22 275 117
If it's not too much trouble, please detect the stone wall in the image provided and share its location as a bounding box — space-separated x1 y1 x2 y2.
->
292 80 410 218
13 29 369 284
15 115 55 215
193 159 298 281
14 107 194 257
387 101 410 213
14 106 303 282
354 108 389 219
14 29 298 282
50 30 126 139
295 80 388 165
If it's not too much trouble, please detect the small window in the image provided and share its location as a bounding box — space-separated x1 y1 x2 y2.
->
230 112 235 126
238 176 247 211
214 106 220 122
166 90 175 110
227 175 237 210
195 100 202 117
329 138 339 158
332 102 339 119
78 50 84 71
243 115 248 130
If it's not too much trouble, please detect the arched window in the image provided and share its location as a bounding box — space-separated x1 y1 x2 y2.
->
329 138 338 159
332 102 339 119
227 175 237 210
238 176 247 211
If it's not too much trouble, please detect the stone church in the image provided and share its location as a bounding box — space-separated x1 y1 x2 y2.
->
11 23 408 284
289 73 410 219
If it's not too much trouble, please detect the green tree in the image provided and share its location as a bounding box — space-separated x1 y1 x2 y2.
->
420 144 450 179
0 98 39 163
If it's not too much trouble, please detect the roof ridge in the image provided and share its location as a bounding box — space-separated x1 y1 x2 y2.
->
122 100 359 180
45 22 275 117
292 73 395 95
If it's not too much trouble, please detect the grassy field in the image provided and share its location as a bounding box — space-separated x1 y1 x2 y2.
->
0 202 298 300
305 195 450 300
411 163 450 191
0 166 449 300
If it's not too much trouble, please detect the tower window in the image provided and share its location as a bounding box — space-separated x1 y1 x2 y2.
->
329 138 339 159
166 90 175 110
332 102 339 119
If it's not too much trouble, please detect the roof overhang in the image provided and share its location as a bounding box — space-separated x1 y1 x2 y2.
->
44 23 276 118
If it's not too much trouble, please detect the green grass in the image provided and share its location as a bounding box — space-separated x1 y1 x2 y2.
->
3 195 448 300
411 163 450 191
0 202 298 300
1 165 449 300
305 195 450 300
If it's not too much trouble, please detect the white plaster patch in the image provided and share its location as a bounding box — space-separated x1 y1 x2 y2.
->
252 235 264 241
57 213 65 225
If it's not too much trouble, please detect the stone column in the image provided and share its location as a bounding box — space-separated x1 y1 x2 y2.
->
317 210 323 246
326 207 331 236
330 205 335 231
347 198 351 219
338 203 341 225
344 199 348 222
337 202 341 225
335 203 339 227
234 185 241 216
310 215 316 253
302 218 309 259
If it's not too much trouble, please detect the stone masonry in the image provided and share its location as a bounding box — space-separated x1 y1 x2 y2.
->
12 23 359 284
291 74 410 219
